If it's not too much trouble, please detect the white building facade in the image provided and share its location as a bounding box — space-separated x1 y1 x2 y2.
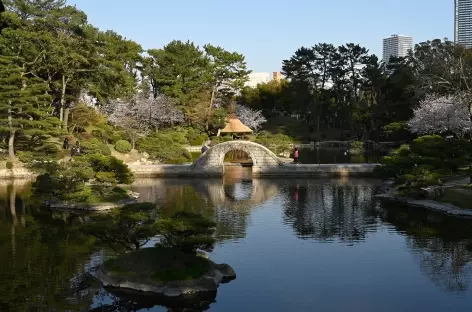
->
245 72 271 88
455 0 472 47
382 34 413 62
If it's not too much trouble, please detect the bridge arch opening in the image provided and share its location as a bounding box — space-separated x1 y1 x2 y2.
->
223 149 253 167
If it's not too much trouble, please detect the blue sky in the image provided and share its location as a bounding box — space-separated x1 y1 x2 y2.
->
68 0 453 72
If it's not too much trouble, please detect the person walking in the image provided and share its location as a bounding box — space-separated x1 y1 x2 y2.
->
63 137 69 150
201 144 209 154
293 147 300 164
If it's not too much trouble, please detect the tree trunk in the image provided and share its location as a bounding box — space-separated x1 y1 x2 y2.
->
59 75 67 128
206 86 216 132
63 107 70 131
8 105 15 158
8 131 15 158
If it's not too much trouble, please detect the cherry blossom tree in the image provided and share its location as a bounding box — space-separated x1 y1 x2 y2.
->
408 93 472 138
236 105 267 133
104 98 148 149
135 93 185 131
104 93 184 148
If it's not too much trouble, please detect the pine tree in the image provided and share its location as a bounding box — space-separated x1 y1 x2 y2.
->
0 55 58 158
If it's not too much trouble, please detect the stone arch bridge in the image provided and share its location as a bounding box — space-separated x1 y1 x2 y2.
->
192 141 284 176
129 141 380 177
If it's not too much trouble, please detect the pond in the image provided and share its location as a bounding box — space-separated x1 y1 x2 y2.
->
1 168 472 311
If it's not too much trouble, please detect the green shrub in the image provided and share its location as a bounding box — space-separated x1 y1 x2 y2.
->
137 132 191 164
186 128 209 146
6 161 13 170
115 140 132 153
349 141 364 156
81 138 111 156
95 171 117 184
91 130 108 143
16 151 34 163
85 154 134 184
32 154 134 203
380 135 472 191
254 131 295 154
210 136 232 146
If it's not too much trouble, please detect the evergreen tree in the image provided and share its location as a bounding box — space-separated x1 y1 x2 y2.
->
0 55 58 157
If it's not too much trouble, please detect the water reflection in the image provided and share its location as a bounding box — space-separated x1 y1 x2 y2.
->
1 175 472 311
131 167 280 244
380 203 472 293
281 179 383 242
0 180 97 311
91 288 216 312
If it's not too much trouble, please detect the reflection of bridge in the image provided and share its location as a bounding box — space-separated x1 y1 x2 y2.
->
132 177 280 210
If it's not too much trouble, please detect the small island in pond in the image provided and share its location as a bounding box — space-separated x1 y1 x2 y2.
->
98 247 235 297
87 208 236 296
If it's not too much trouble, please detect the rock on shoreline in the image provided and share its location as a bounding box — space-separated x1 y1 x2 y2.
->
375 193 472 219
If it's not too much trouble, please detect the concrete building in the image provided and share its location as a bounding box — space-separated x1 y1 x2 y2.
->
272 72 283 81
455 0 472 47
382 34 413 62
245 72 271 88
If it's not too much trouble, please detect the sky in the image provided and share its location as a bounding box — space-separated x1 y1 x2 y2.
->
67 0 453 73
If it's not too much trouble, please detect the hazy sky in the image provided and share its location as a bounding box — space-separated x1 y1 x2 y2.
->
68 0 453 72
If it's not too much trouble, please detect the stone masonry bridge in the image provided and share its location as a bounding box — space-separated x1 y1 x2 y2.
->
192 141 283 176
129 141 381 178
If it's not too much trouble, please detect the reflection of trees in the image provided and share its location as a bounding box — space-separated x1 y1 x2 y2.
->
91 288 216 312
381 203 472 293
409 238 472 292
281 179 382 242
0 181 97 311
131 177 279 244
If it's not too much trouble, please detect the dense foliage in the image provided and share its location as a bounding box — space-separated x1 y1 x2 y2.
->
0 1 250 162
137 131 192 164
32 154 134 203
379 135 472 194
239 39 472 142
84 203 158 251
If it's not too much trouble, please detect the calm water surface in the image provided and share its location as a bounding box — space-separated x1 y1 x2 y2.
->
1 168 472 311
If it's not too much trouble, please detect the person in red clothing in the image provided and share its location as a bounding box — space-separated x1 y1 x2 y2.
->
293 147 300 164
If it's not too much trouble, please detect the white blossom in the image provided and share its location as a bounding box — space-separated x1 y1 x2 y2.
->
408 93 472 137
236 105 267 132
103 93 185 148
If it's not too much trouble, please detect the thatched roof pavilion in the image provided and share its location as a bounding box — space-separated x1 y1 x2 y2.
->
220 114 253 135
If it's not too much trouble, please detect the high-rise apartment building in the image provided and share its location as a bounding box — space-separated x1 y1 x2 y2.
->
382 34 413 62
455 0 472 47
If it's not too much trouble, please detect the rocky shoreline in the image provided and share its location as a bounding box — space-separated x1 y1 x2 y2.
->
96 261 236 297
0 168 37 179
375 193 472 219
46 198 139 211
